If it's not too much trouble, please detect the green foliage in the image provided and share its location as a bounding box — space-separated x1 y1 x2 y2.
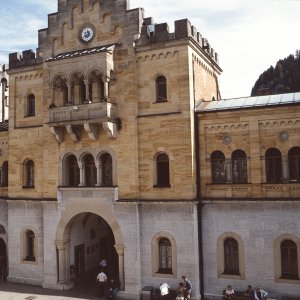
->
251 50 300 96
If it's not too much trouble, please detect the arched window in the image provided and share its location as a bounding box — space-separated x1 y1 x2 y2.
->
71 73 86 104
211 151 226 183
156 76 167 102
1 161 8 187
27 94 35 117
53 76 68 107
224 238 239 275
100 153 113 186
83 154 96 186
155 153 170 187
25 230 35 261
89 70 104 102
66 155 80 186
24 160 35 188
281 240 298 279
265 148 282 183
232 150 247 183
288 147 300 182
158 238 172 274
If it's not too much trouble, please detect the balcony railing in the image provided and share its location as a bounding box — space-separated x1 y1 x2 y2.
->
49 102 116 124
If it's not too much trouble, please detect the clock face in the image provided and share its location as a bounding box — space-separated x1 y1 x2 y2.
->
81 27 94 42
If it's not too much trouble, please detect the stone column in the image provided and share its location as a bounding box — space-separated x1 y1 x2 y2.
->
95 161 101 186
225 158 232 183
114 244 125 290
102 76 109 101
55 240 69 283
282 155 289 182
78 162 85 186
50 88 56 108
84 79 90 103
66 81 72 105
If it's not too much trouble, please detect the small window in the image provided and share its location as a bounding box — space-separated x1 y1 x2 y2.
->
100 153 113 186
156 76 167 102
281 240 298 279
232 150 247 183
155 153 170 187
25 230 35 261
265 148 282 183
1 161 8 187
24 160 35 188
158 238 172 274
27 94 35 117
211 151 226 183
288 147 300 182
224 238 239 275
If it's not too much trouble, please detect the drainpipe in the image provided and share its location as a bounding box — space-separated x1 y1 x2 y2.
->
192 60 205 300
195 111 204 300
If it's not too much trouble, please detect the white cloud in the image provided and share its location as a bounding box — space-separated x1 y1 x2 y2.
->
0 0 299 98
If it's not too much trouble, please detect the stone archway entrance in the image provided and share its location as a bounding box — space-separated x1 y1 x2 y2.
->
55 212 124 290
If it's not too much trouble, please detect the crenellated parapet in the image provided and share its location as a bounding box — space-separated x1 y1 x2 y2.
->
9 50 42 70
136 18 219 65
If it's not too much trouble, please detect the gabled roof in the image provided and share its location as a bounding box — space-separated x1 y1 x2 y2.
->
195 92 300 112
46 44 117 62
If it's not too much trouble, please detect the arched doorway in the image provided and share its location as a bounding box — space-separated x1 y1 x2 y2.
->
56 212 124 289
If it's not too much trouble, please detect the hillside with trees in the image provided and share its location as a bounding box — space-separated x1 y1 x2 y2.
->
251 50 300 96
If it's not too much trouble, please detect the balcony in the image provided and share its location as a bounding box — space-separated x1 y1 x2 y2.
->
47 102 118 142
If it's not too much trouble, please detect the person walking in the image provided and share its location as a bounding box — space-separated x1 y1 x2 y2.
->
96 269 107 297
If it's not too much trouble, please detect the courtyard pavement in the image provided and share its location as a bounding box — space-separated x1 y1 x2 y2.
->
0 279 103 300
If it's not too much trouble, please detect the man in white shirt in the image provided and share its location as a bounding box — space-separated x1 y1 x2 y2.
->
96 270 107 296
160 282 170 297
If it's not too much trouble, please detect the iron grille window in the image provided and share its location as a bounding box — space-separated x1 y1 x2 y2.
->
25 160 35 188
156 153 170 187
224 238 239 275
288 147 300 182
27 94 35 116
101 153 113 186
83 154 97 186
26 230 35 261
211 151 226 183
232 150 247 183
156 76 167 102
67 155 80 186
281 240 298 279
158 238 172 274
265 148 282 183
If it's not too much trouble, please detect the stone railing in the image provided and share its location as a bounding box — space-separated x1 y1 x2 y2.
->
49 102 116 123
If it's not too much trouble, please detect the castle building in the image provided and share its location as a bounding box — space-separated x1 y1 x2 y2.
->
0 1 299 299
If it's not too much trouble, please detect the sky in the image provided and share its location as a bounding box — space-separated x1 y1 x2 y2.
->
0 0 299 99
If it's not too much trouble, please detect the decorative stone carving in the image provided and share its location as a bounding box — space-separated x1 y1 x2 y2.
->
222 135 232 145
66 125 79 141
103 122 117 138
84 123 98 140
279 131 289 142
49 127 64 143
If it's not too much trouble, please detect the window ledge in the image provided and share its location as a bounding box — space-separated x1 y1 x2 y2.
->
153 185 171 188
153 100 168 104
275 278 300 284
22 186 35 189
22 259 38 265
218 273 245 280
